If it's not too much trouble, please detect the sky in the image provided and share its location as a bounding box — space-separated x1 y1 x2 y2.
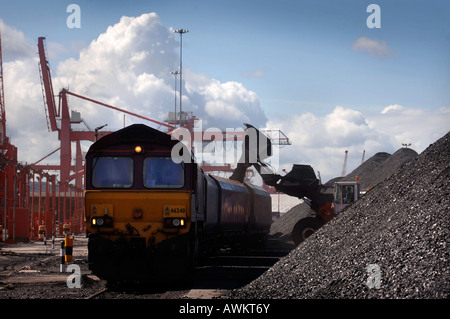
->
0 0 449 183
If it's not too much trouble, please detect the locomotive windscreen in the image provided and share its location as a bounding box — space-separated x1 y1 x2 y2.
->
143 157 184 188
91 156 185 189
92 157 133 188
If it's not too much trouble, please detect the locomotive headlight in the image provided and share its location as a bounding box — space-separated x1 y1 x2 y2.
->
163 218 186 228
134 145 143 153
91 216 113 228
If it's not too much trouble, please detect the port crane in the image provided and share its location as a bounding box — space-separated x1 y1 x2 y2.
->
36 37 175 188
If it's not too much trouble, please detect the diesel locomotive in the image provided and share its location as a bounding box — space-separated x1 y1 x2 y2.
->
85 124 272 282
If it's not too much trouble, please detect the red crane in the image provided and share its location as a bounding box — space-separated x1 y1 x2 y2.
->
37 36 175 235
37 36 175 188
0 28 31 243
0 28 6 143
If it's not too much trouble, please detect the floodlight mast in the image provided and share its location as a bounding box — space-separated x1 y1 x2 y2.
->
170 70 180 126
174 29 189 126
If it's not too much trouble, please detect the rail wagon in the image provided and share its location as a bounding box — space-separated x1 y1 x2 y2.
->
85 124 272 282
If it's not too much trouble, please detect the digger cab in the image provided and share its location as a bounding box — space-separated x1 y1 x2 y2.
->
333 180 360 214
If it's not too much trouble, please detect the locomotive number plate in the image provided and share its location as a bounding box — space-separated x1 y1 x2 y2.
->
163 205 187 217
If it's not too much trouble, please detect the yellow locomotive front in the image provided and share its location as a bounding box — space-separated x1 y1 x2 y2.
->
85 125 195 282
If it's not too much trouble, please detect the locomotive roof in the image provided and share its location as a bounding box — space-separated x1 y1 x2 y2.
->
87 124 180 152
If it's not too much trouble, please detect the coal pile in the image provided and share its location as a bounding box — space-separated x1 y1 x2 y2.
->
269 147 418 240
232 131 449 299
269 201 313 240
326 148 418 191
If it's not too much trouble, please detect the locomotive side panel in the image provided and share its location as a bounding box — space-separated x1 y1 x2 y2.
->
211 175 251 230
246 183 272 231
203 174 219 231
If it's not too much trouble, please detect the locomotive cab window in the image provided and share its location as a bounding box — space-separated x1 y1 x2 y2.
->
92 157 133 188
143 157 184 188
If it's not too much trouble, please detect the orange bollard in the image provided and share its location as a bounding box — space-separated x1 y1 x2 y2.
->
64 236 74 263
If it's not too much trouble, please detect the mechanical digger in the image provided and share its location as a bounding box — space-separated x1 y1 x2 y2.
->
262 165 360 245
233 124 361 246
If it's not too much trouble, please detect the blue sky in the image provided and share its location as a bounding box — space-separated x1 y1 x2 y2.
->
0 0 449 181
2 0 448 113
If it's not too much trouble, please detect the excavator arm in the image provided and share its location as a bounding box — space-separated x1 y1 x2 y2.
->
230 124 333 214
261 164 333 214
230 125 335 245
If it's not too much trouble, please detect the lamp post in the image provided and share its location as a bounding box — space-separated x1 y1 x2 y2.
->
170 70 179 126
174 28 188 126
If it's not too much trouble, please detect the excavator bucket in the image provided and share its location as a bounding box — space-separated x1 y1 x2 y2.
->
261 164 333 211
230 123 272 183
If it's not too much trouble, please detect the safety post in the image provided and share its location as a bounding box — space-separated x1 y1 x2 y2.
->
60 240 65 272
65 236 74 263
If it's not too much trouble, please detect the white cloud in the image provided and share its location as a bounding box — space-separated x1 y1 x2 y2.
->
267 105 450 183
367 105 450 152
45 41 69 60
55 13 267 130
381 104 403 114
242 68 265 78
3 58 60 161
186 76 264 128
351 36 392 59
1 13 268 169
0 19 34 60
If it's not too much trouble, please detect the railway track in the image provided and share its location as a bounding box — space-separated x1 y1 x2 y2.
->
0 237 294 299
85 238 294 299
85 287 109 299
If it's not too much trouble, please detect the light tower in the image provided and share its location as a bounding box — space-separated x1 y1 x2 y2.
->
341 150 348 177
174 28 189 126
170 70 180 126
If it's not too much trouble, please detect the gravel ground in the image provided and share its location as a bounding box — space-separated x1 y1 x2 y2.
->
0 239 104 299
231 131 449 299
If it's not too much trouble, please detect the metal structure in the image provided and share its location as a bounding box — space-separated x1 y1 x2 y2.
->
0 28 6 145
0 28 34 242
174 29 189 126
34 36 178 238
1 32 291 243
170 70 180 126
37 37 176 184
341 150 348 177
168 29 291 183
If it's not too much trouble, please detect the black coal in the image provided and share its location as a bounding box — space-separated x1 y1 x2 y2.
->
232 132 449 299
